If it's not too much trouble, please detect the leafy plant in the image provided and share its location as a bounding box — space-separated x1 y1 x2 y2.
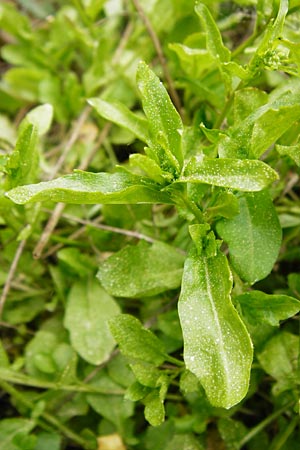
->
1 0 300 449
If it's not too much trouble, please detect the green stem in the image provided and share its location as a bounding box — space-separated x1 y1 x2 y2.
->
237 401 295 448
0 380 96 449
269 415 298 450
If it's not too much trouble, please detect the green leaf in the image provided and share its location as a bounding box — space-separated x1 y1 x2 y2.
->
6 123 38 188
165 434 205 450
0 418 35 450
64 279 120 365
219 89 300 159
88 98 149 144
276 143 300 167
216 190 282 284
179 156 278 191
109 314 168 366
194 3 231 63
23 104 53 137
144 389 165 427
136 62 183 174
129 154 166 184
6 170 172 205
236 291 300 326
97 241 185 298
87 373 133 429
257 332 299 394
35 433 61 450
178 246 253 409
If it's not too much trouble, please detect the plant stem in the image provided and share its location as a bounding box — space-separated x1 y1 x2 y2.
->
237 401 295 448
0 380 96 449
269 415 298 450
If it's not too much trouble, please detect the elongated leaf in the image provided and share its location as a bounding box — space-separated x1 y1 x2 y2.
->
144 389 165 426
236 291 300 326
6 123 38 188
97 241 185 298
137 62 183 173
64 279 120 365
216 190 282 284
88 98 149 144
6 170 172 205
219 89 300 159
195 3 230 63
109 314 168 366
178 247 253 408
179 156 278 191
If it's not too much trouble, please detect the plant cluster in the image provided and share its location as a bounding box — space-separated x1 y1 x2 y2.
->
0 0 300 449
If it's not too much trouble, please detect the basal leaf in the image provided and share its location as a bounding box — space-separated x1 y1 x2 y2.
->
6 170 172 205
179 156 278 191
194 3 231 63
109 314 168 366
136 62 183 174
236 290 300 326
64 279 120 365
216 190 282 284
178 246 253 408
88 98 149 144
97 241 185 298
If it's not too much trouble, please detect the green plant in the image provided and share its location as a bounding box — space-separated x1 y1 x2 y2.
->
1 1 300 449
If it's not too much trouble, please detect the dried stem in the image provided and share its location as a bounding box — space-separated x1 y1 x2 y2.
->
131 0 183 118
0 240 27 319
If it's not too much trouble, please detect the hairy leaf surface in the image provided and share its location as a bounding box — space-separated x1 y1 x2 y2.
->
178 247 253 408
6 170 172 205
216 191 282 284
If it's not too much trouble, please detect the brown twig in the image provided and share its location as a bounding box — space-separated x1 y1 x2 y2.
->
0 240 27 319
131 0 183 118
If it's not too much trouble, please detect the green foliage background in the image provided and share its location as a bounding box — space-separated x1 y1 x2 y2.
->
0 0 300 449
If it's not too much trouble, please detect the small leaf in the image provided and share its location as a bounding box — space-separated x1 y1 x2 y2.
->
144 389 165 427
257 332 298 394
137 61 183 173
236 291 300 326
276 143 300 167
216 190 282 284
88 98 149 144
178 246 253 408
195 3 230 63
24 103 53 136
179 156 278 191
64 279 120 365
109 314 168 366
97 241 185 298
6 170 172 205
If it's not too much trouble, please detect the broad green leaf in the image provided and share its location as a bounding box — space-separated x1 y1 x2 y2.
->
216 190 282 284
136 62 183 173
233 88 268 125
206 191 239 220
130 363 161 388
236 291 300 326
6 170 172 205
64 279 120 365
0 418 35 450
168 43 214 78
257 332 299 394
179 156 278 191
178 246 253 408
109 314 168 366
88 98 149 144
276 143 300 167
87 373 133 429
97 241 185 298
194 3 231 63
165 434 205 450
218 417 248 450
219 89 300 159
